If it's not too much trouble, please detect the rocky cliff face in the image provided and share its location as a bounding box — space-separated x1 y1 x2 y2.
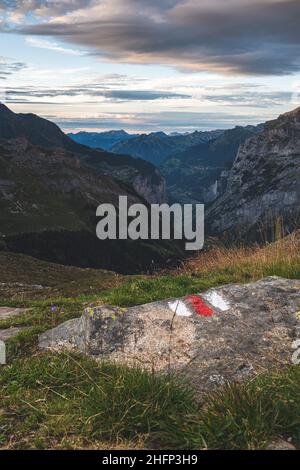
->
83 152 168 204
161 125 261 204
131 169 167 204
207 107 300 239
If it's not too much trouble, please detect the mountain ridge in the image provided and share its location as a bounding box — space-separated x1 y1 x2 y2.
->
0 103 167 204
110 129 224 165
68 129 138 150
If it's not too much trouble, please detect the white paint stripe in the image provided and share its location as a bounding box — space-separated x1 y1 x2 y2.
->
168 300 192 317
0 340 6 365
203 291 230 311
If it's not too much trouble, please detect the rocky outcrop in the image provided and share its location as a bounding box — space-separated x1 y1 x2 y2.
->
207 107 300 239
131 169 167 204
39 277 300 393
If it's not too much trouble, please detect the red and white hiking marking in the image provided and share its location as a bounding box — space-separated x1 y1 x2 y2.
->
168 291 230 317
168 295 213 317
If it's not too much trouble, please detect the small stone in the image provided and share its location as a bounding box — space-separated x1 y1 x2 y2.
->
266 439 296 450
0 326 26 342
0 307 28 321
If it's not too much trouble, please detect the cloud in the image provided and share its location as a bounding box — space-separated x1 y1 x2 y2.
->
202 91 293 107
2 1 93 19
6 0 300 75
52 110 267 133
26 37 85 56
2 84 190 101
0 56 26 79
103 90 189 101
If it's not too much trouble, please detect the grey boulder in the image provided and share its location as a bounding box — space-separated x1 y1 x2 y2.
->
39 277 300 392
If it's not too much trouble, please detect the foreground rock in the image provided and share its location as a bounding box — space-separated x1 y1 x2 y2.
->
39 277 300 392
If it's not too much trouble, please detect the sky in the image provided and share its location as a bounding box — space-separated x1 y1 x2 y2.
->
0 0 300 133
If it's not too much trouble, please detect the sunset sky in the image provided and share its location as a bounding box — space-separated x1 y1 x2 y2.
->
1 0 300 133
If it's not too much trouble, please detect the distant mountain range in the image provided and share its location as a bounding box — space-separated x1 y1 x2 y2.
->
68 108 300 242
69 128 223 166
68 129 139 150
1 102 299 260
68 126 263 205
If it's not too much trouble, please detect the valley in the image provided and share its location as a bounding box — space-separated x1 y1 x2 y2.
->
0 103 300 451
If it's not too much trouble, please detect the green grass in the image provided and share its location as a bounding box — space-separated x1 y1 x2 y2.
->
0 353 299 450
102 273 237 307
0 298 90 361
102 256 300 307
0 251 123 300
0 353 197 449
192 365 300 449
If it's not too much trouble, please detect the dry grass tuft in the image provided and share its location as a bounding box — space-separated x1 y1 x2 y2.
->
180 231 300 280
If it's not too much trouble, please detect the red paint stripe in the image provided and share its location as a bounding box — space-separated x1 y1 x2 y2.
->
186 295 213 317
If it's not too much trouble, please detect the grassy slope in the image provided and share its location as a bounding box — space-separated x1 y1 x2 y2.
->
0 232 300 449
0 251 123 299
0 152 89 235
